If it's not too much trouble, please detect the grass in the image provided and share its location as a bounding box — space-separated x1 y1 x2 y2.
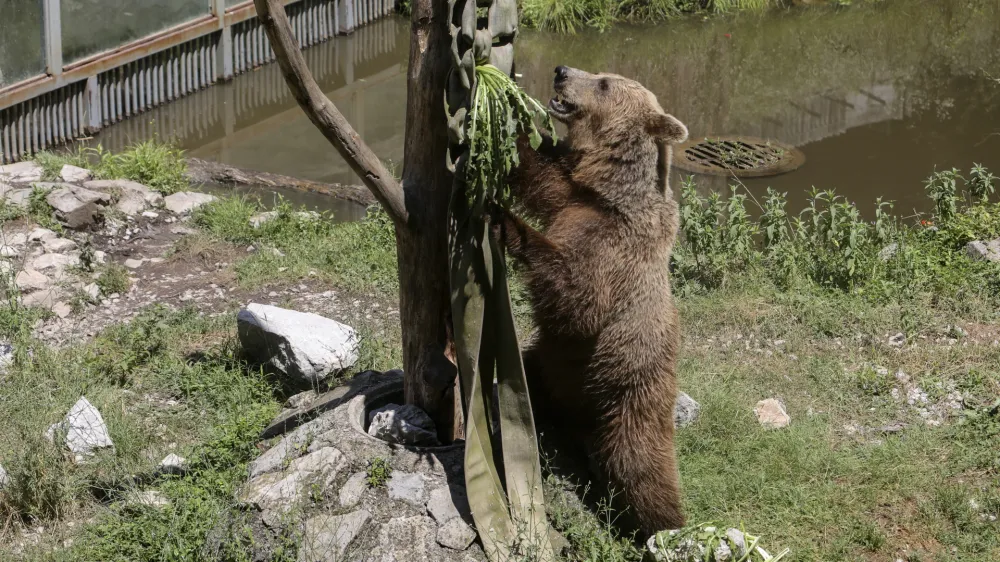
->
519 0 781 33
32 139 188 194
4 150 1000 560
365 457 392 488
95 263 131 296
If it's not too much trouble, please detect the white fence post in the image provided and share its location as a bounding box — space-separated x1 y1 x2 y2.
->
43 0 63 77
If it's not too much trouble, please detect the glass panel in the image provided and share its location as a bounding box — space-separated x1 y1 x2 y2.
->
0 0 46 87
62 0 212 64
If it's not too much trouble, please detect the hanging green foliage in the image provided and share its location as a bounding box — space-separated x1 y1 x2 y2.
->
465 64 558 209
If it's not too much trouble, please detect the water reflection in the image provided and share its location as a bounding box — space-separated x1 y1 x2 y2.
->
94 0 1000 218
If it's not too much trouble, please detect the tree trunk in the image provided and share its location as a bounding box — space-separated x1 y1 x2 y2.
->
253 0 461 442
397 0 461 442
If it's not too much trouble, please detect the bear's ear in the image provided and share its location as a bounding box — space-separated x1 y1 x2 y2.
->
647 112 688 144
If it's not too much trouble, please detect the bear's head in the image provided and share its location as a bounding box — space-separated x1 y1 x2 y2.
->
548 65 688 147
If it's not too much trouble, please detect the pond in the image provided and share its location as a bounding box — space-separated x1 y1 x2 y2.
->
93 0 1000 219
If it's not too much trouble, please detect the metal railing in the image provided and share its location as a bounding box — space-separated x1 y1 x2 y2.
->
0 0 397 164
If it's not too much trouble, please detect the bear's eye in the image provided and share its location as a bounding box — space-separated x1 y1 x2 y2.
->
599 79 609 93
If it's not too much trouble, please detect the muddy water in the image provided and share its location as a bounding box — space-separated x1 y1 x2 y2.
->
94 0 1000 218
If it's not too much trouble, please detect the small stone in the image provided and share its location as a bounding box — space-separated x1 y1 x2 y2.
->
725 528 747 556
124 258 144 269
22 288 61 309
888 332 906 347
339 472 368 508
285 390 317 410
82 283 101 301
43 237 77 253
367 403 440 446
674 391 700 428
250 210 321 229
28 228 57 243
15 269 50 291
163 192 217 214
878 242 898 261
30 252 79 273
436 518 476 551
754 398 790 429
0 245 17 258
93 250 107 264
5 232 28 246
159 453 187 475
130 490 170 508
52 302 72 319
0 463 8 489
299 509 370 562
50 397 115 461
142 211 159 218
388 472 426 505
60 164 92 183
426 485 470 524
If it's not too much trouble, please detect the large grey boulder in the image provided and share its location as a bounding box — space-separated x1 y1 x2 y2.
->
3 189 33 209
299 509 371 562
966 239 1000 262
46 397 115 462
164 191 217 214
240 447 345 522
367 403 440 446
46 185 110 228
238 304 359 390
15 269 50 292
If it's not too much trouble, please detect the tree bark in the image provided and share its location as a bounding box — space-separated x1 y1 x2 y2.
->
397 0 462 441
253 0 461 441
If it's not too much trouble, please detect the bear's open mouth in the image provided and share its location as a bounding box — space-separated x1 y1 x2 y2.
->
549 95 576 119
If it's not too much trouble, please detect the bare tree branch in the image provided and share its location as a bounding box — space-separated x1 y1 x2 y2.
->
253 0 408 225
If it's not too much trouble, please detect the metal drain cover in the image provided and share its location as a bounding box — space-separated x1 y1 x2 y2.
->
673 135 805 178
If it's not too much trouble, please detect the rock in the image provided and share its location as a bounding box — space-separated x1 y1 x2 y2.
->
60 164 92 183
22 288 62 309
0 261 11 277
388 471 427 505
130 490 170 508
339 472 368 508
966 239 1000 262
436 518 477 551
249 414 340 478
3 189 34 208
299 509 371 562
117 191 148 215
0 245 17 258
142 211 159 219
29 252 79 273
286 390 318 410
0 342 13 372
52 302 72 319
250 211 322 229
15 269 50 291
240 447 345 515
28 228 57 243
674 391 700 428
46 185 111 228
888 332 906 347
93 250 106 264
124 258 145 269
49 397 115 462
4 232 28 246
237 304 359 389
43 237 77 253
164 192 217 214
878 242 898 261
159 453 187 475
0 462 8 489
426 485 470 524
367 403 440 446
368 516 443 561
754 398 790 429
82 283 101 301
0 161 43 183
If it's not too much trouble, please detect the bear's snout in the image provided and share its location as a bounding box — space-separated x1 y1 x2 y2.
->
554 65 570 84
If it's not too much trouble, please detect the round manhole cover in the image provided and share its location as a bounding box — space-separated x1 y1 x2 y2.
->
673 136 805 178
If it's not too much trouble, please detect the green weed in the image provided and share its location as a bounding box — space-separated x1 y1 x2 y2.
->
96 263 131 296
366 457 392 488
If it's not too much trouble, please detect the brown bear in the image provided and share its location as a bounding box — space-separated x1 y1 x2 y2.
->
499 65 689 536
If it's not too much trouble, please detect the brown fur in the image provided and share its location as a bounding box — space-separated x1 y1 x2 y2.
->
500 67 689 536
